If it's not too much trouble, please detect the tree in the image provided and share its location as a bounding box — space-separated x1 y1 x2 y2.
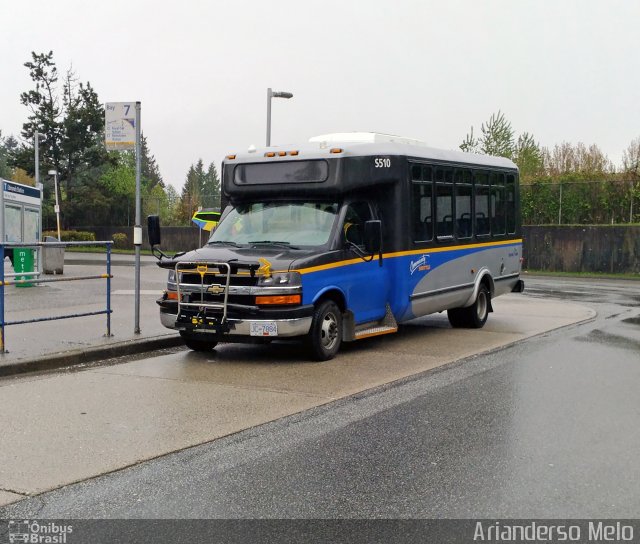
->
141 134 164 190
178 162 202 224
460 111 515 159
13 51 64 177
0 131 16 179
622 137 640 179
514 132 543 182
201 162 221 208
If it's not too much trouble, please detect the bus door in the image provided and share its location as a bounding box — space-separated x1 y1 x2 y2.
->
339 201 389 324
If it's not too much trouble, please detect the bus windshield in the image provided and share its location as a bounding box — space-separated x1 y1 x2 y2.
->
208 201 339 247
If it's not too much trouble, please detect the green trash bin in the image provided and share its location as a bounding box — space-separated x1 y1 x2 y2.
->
14 247 35 288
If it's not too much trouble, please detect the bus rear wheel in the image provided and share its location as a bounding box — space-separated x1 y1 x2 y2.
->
180 331 218 352
447 285 490 329
307 300 342 361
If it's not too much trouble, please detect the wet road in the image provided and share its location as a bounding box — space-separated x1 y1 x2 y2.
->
1 275 639 518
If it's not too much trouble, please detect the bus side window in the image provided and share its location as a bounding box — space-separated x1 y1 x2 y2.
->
435 168 454 239
491 172 506 235
474 171 490 236
506 174 516 233
411 165 433 243
455 169 472 239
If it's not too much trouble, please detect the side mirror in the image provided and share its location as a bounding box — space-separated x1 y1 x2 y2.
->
147 215 161 247
363 220 382 254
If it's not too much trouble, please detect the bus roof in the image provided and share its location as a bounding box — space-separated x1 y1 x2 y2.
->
225 132 517 171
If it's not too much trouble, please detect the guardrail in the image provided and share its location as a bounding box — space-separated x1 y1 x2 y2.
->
0 241 113 353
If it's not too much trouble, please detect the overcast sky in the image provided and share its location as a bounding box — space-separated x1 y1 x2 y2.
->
1 0 638 191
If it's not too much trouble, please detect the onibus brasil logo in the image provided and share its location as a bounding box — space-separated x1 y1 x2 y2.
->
7 520 73 544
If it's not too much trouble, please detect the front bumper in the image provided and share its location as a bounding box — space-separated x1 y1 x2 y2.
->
158 300 313 338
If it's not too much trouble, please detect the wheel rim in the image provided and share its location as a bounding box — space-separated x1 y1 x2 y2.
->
476 291 488 320
320 311 339 350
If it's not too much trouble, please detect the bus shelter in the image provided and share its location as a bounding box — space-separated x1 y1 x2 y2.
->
0 178 43 276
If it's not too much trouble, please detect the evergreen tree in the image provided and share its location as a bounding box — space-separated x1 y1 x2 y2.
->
13 51 64 177
178 163 202 224
141 134 164 190
201 162 221 208
0 131 16 179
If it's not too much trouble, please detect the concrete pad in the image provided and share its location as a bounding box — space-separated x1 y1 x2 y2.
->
0 490 24 506
94 348 446 398
0 297 595 496
0 372 327 494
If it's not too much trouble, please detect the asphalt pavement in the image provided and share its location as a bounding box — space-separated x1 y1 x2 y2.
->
0 251 181 376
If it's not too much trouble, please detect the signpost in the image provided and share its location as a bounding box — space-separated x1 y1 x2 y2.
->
105 101 142 334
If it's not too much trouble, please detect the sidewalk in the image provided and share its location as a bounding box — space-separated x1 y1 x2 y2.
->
0 252 182 376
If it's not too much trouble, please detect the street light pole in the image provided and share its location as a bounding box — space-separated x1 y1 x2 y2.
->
266 88 293 147
48 169 62 241
34 131 46 188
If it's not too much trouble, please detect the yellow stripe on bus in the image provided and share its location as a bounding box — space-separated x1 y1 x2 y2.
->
294 239 523 275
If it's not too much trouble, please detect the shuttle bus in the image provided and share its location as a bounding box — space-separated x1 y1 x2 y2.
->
149 133 524 360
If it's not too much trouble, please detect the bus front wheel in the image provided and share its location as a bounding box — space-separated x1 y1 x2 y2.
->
180 331 218 352
307 300 342 361
447 285 490 329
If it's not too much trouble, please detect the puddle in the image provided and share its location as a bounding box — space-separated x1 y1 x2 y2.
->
576 329 640 352
622 316 640 326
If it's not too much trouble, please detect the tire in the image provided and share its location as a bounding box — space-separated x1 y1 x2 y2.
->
447 285 490 329
180 331 218 352
307 300 342 361
447 307 469 328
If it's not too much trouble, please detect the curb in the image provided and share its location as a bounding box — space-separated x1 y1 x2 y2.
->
0 334 185 378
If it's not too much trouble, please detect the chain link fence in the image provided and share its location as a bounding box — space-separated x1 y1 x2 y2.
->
522 180 640 225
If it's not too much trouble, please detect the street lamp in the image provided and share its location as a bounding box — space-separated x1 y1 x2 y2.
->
47 169 62 241
34 131 46 189
266 88 293 147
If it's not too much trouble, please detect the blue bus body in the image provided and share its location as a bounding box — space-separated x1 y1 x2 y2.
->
153 134 523 360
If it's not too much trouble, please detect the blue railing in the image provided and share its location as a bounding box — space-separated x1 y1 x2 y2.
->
0 241 113 353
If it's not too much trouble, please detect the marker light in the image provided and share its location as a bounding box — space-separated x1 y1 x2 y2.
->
255 295 302 305
278 151 287 157
226 155 236 160
330 148 343 154
265 152 276 157
289 150 299 156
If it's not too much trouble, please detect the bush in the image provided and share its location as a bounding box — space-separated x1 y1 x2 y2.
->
112 232 128 249
42 230 96 242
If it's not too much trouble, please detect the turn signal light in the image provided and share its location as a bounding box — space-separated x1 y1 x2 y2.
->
166 291 179 301
255 294 301 305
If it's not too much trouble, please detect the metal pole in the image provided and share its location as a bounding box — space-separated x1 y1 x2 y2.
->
106 242 112 337
134 102 142 334
34 133 44 281
558 182 562 225
0 184 4 352
266 88 272 147
34 131 40 187
53 172 61 241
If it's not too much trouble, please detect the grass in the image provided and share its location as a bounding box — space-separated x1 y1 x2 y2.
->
523 269 640 280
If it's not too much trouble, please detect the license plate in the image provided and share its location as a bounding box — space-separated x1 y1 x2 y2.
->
249 321 278 337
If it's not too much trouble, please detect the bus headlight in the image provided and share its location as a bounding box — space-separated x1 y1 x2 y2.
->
257 271 301 287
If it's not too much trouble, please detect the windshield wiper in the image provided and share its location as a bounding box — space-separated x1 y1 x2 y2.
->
207 240 241 247
249 240 299 250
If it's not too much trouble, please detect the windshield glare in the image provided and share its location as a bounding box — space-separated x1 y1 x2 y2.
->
209 202 339 246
